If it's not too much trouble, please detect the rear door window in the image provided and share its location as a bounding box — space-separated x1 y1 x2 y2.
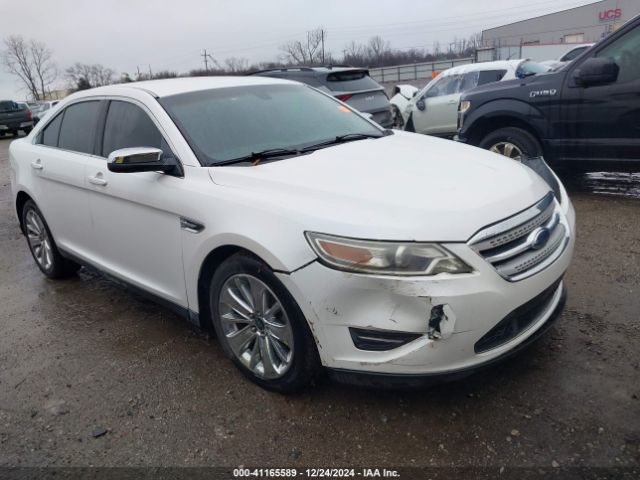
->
57 101 101 154
325 70 381 92
477 69 508 86
40 113 63 147
101 101 166 157
0 101 17 112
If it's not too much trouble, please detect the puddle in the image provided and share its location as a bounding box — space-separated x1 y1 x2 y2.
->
561 171 640 199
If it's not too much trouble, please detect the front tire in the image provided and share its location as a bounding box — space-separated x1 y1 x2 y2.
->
479 127 543 161
22 200 81 279
392 105 404 128
209 253 320 392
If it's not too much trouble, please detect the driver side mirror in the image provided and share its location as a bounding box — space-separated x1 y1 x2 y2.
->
416 99 426 111
574 57 619 86
107 147 180 175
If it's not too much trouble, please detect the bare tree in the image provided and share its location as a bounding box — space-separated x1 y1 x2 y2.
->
468 32 483 50
342 41 364 65
224 57 249 73
2 35 57 100
280 27 326 65
366 36 391 66
66 62 115 90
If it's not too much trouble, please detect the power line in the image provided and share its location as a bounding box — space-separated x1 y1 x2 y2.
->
326 0 597 33
125 0 603 73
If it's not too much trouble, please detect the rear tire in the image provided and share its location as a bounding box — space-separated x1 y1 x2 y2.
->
21 200 81 279
209 253 320 393
479 127 543 161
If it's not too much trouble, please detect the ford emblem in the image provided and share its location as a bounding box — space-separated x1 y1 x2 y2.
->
530 227 551 250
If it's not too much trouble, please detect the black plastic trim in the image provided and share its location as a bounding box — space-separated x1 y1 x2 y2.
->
474 278 562 353
349 327 422 351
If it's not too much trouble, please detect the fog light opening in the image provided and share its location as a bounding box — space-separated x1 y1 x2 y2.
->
427 305 447 340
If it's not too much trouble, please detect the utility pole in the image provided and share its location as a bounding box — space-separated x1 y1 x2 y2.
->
202 49 208 71
148 64 153 78
321 29 325 64
136 65 141 79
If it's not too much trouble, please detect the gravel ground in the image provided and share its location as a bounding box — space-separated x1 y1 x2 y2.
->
0 134 639 474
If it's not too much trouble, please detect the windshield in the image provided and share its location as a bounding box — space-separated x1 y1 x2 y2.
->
160 84 382 165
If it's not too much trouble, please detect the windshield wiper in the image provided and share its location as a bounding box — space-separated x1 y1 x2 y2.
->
301 131 392 152
213 147 302 166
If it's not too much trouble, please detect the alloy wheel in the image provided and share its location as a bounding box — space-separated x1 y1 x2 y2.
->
217 274 294 379
25 209 53 271
490 141 524 161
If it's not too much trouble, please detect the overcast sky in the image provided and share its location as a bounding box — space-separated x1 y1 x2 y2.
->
0 0 597 99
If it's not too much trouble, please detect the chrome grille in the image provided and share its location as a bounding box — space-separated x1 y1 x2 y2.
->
469 192 569 281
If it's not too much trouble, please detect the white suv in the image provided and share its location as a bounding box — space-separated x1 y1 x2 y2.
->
403 60 550 138
9 77 575 392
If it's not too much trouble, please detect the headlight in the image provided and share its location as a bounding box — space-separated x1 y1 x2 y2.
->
305 232 472 276
459 100 471 114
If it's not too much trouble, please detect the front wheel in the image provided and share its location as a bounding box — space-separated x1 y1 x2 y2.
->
479 127 543 161
209 253 320 392
22 200 81 278
392 105 404 128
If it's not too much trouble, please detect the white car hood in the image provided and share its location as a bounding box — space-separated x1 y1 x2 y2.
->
208 132 552 241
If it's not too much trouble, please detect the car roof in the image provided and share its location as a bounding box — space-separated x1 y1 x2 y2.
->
69 76 296 99
438 60 525 77
253 66 362 75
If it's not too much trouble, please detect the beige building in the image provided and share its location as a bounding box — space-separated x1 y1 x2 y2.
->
482 0 640 47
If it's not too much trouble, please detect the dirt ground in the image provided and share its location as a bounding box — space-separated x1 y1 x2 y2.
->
0 134 638 474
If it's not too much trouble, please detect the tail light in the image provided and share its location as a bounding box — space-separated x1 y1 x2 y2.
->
336 94 352 102
27 110 32 120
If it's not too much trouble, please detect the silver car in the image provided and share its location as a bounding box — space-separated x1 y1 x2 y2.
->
251 66 393 128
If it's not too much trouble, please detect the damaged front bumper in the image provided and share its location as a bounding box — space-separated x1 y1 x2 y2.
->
275 205 574 384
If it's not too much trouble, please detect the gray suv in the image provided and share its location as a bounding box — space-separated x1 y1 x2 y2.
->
251 67 393 128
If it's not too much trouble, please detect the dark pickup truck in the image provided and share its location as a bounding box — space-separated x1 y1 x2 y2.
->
0 100 34 137
458 14 640 171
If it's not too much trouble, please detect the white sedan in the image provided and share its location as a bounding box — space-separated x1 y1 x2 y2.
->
10 76 574 391
403 60 550 138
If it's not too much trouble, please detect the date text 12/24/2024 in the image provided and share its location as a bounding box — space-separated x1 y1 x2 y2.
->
233 468 400 478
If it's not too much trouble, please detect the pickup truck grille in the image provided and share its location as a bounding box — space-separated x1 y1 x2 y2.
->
468 192 569 281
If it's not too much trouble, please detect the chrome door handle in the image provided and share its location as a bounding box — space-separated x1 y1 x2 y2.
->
88 175 107 186
30 160 43 170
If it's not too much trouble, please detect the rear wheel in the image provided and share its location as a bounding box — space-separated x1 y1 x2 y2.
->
479 127 543 161
209 253 320 392
22 200 81 279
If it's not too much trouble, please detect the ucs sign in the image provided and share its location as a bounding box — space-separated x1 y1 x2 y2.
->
599 8 622 22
